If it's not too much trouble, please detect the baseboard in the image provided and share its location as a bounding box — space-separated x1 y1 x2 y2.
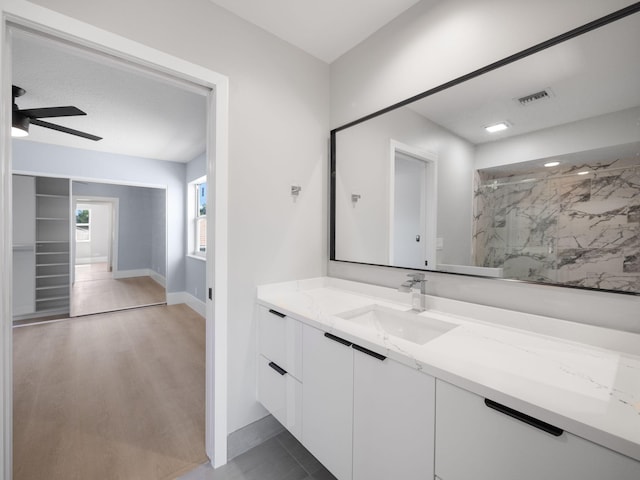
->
149 270 166 287
113 268 166 287
167 291 206 317
76 256 108 265
227 414 285 461
113 268 151 279
13 309 69 323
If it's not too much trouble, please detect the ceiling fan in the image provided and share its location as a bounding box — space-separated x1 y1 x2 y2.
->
12 85 102 141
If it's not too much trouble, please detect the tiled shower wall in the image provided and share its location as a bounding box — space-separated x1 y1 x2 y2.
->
473 158 640 293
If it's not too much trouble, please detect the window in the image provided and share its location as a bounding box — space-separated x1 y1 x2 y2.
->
76 208 90 242
196 182 207 253
188 176 207 257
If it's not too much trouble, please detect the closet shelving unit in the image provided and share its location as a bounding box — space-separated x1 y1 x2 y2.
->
34 177 71 314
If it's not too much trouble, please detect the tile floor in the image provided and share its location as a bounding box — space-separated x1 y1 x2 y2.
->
179 430 337 480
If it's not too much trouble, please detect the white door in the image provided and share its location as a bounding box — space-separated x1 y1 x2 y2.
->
12 175 36 316
393 152 428 269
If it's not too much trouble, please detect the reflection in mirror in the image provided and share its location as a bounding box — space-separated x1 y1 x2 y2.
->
71 181 167 316
332 6 640 294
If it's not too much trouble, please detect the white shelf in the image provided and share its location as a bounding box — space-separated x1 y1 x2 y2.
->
35 285 68 291
33 176 71 315
36 295 70 302
36 193 67 198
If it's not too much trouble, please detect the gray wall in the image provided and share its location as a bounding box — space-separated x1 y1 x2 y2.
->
73 181 166 275
14 140 182 291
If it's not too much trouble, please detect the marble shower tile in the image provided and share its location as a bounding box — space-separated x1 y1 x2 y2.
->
554 176 591 204
557 225 638 250
473 159 640 293
582 272 640 293
623 254 640 273
591 169 640 202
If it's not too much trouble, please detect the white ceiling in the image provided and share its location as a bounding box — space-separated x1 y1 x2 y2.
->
11 1 426 162
409 12 640 146
12 29 208 163
13 4 638 166
207 0 424 63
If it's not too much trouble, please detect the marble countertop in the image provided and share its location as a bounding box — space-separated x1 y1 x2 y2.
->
257 277 640 462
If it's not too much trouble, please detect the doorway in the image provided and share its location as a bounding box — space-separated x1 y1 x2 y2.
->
388 140 438 269
1 2 230 477
70 185 168 317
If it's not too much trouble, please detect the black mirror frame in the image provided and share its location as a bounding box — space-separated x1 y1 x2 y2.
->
329 2 640 296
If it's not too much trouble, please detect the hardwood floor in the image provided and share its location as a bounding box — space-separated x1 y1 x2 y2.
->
71 263 166 317
13 304 207 480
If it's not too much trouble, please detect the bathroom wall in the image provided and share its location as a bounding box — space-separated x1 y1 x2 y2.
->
331 0 637 127
26 0 330 435
335 106 474 266
330 0 640 333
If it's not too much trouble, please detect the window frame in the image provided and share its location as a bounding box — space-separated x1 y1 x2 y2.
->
188 175 207 259
75 207 91 243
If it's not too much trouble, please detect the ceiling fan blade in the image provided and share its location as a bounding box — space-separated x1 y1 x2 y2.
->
20 106 86 118
30 118 102 141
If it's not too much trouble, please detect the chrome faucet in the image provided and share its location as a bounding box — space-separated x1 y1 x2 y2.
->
399 272 427 312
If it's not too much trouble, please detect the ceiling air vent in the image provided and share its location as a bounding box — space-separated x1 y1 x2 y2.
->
517 89 553 106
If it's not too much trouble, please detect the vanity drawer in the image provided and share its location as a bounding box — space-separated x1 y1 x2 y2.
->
257 354 302 439
435 380 640 480
257 306 302 380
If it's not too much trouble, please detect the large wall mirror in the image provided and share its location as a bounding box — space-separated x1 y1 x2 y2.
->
331 4 640 295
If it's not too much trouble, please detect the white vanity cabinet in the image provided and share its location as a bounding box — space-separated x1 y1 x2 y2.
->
256 306 303 439
352 345 435 480
302 323 436 480
435 380 640 480
302 324 354 480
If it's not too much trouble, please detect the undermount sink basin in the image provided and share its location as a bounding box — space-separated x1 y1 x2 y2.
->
336 305 457 345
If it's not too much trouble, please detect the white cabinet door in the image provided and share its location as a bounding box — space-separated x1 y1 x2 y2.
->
353 348 435 480
302 325 353 480
257 354 302 439
435 380 640 480
12 175 36 316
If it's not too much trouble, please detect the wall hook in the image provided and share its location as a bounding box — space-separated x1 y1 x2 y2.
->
351 194 361 203
291 185 302 196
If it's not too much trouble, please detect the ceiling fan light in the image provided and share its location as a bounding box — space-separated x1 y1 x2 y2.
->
12 111 29 137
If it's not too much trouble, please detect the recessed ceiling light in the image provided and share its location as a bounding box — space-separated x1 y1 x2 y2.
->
485 122 509 133
544 161 560 167
577 171 589 175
